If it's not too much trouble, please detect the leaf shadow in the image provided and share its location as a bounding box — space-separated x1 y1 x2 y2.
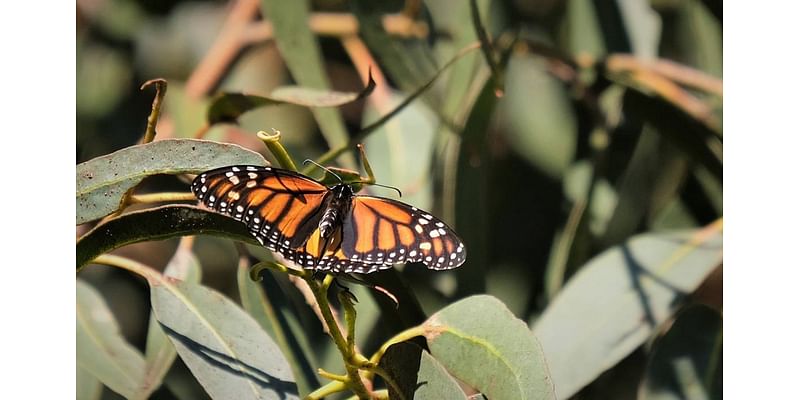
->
620 243 690 329
159 322 299 399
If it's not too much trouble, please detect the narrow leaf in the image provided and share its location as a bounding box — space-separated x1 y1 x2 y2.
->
76 364 102 400
137 245 203 399
151 279 299 399
422 295 555 399
640 305 722 400
76 279 146 398
351 1 436 93
532 223 723 398
76 139 268 224
237 262 319 396
76 205 255 269
622 89 721 181
207 72 375 124
261 0 353 166
454 80 497 295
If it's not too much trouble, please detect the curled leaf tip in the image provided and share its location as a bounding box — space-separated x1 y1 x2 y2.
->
140 78 168 91
257 129 282 142
249 263 267 282
374 285 400 309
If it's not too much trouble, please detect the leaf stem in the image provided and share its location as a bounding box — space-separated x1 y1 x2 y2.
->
140 79 168 144
307 42 482 172
129 192 196 204
306 277 372 399
306 381 348 400
258 130 298 171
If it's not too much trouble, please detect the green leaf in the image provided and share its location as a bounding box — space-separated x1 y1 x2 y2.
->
615 0 661 57
350 1 437 94
422 295 556 400
454 79 497 295
622 89 722 180
137 245 203 399
363 90 437 209
560 0 605 56
532 225 723 398
640 305 722 400
601 126 688 247
76 139 268 224
76 364 102 400
260 0 353 167
151 279 299 399
416 351 468 399
499 54 577 179
76 279 146 399
207 73 375 124
237 262 319 396
76 205 255 269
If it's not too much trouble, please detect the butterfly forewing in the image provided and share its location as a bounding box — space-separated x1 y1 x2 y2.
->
191 166 329 256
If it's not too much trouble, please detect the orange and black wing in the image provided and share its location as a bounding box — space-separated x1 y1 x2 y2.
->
191 166 330 256
336 196 467 273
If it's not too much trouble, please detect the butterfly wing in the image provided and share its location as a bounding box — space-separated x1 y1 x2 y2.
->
191 166 330 255
338 196 467 273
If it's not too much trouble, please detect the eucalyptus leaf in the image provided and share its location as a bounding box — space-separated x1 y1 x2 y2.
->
237 262 319 395
363 90 437 210
499 54 577 179
423 295 555 400
76 205 256 269
415 351 468 399
137 246 203 399
76 279 146 399
261 0 353 167
532 225 723 398
151 279 299 400
640 305 722 400
76 139 268 224
207 72 375 124
76 364 102 400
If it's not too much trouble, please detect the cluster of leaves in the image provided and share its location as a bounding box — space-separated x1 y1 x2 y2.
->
77 0 722 399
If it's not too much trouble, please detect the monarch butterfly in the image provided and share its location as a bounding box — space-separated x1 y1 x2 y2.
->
191 165 466 274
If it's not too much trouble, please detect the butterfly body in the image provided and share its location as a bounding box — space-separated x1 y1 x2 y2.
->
191 165 466 274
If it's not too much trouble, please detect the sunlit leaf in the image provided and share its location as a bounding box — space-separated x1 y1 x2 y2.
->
76 279 146 399
76 364 102 400
363 90 437 210
237 262 319 395
423 295 555 399
416 351 468 399
137 245 203 399
76 139 268 224
532 224 723 398
151 279 299 399
261 0 353 167
207 72 375 124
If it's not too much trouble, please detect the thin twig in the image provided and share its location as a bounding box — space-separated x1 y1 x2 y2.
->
187 10 429 99
185 0 262 98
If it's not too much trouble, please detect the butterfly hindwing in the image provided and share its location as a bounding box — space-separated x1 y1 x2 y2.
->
340 196 466 272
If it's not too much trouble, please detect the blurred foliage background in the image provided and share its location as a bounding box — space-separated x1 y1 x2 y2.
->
77 0 722 398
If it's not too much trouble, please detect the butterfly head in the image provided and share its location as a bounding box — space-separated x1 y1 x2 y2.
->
331 182 355 201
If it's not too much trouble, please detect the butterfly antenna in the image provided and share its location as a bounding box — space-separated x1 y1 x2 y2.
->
364 182 403 198
303 159 343 183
